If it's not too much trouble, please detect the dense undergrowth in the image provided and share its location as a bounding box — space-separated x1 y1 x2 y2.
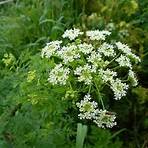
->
0 0 148 148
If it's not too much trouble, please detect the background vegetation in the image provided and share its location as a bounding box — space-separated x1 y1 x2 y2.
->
0 0 148 147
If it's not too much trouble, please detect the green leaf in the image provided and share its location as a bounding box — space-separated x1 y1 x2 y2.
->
76 123 88 148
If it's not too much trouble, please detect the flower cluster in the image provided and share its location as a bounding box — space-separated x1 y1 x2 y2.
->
41 40 62 58
110 79 129 100
76 94 116 128
78 43 93 54
128 70 138 86
76 94 99 120
62 28 83 40
74 64 96 85
94 109 117 128
86 30 111 41
116 42 141 63
87 51 102 67
99 42 116 57
48 64 70 85
116 42 131 55
116 55 132 68
41 28 140 128
99 69 117 83
57 45 80 64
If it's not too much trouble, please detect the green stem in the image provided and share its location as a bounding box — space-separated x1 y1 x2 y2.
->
88 84 91 93
76 123 87 148
106 52 121 67
69 81 73 89
94 81 105 110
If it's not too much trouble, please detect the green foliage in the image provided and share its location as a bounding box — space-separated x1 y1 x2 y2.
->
76 123 87 148
0 0 148 148
86 126 123 148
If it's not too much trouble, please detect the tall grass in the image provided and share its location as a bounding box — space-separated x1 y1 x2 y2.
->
0 0 83 58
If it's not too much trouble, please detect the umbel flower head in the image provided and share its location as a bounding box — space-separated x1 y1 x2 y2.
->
93 109 117 128
41 28 140 128
48 64 70 85
76 94 99 120
74 64 96 85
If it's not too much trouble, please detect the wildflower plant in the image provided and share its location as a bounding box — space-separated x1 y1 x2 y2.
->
41 28 140 129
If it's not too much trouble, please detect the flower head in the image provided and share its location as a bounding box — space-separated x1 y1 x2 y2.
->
99 69 117 83
57 45 80 64
116 42 131 55
93 109 116 128
41 40 62 58
110 78 129 100
41 28 140 129
116 55 132 68
76 94 99 120
62 28 83 40
78 43 93 54
87 51 102 67
128 70 138 86
98 42 116 57
48 64 70 85
128 53 141 63
86 30 111 41
74 64 96 85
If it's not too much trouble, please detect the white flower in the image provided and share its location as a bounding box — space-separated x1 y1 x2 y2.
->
110 78 129 100
116 42 131 55
87 51 102 67
98 42 116 57
41 40 62 58
116 42 141 64
48 64 70 85
57 45 80 64
128 70 138 86
128 53 141 63
78 43 93 54
74 64 96 85
99 69 117 82
93 109 116 128
62 28 83 40
76 94 99 120
86 30 111 41
116 55 132 68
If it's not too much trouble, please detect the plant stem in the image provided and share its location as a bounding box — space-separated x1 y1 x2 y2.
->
76 123 87 148
94 81 105 110
88 84 91 93
106 52 121 67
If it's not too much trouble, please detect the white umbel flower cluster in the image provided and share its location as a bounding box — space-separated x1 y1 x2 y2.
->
93 109 117 128
116 55 132 68
99 42 116 57
86 30 111 41
110 79 129 100
116 42 141 63
74 64 96 85
78 43 93 54
48 64 70 85
76 94 117 128
41 28 140 129
116 42 131 55
99 69 117 83
76 94 99 120
57 45 80 64
62 28 83 40
128 70 138 86
87 51 102 67
128 53 141 63
41 40 62 58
